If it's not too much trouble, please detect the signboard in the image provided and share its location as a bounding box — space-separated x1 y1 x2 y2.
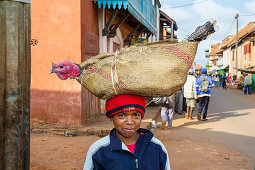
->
84 31 99 54
131 38 148 45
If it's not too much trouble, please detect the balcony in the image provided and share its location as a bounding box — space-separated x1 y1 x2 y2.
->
209 55 219 61
96 0 157 35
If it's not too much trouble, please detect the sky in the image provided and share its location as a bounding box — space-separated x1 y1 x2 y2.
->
160 0 255 67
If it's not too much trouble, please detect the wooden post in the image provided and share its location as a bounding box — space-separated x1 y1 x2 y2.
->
171 21 174 39
0 0 31 169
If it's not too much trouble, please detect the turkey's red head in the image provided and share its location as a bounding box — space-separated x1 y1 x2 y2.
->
49 61 81 80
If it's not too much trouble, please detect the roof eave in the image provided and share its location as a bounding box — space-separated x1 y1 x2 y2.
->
159 10 178 30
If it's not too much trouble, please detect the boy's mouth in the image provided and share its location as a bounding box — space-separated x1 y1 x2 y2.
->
123 128 135 132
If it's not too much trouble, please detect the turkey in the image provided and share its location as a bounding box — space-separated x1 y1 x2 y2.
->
186 19 216 41
50 20 216 100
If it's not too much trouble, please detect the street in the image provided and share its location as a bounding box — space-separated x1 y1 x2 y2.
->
167 87 255 159
153 87 255 169
31 87 255 170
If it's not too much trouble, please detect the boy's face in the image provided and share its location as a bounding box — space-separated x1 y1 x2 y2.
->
110 110 142 139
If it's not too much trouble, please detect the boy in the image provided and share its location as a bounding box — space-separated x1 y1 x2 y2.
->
83 94 170 170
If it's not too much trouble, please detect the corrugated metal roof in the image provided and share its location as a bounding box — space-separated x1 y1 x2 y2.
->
221 21 255 49
209 43 221 56
221 36 232 48
237 68 255 74
159 10 178 31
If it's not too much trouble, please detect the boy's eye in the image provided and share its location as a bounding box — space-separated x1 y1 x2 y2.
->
117 114 125 118
133 113 141 118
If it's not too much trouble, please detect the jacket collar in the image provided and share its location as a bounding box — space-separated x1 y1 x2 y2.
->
109 128 154 156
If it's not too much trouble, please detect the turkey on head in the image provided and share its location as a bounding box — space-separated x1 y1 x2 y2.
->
49 61 81 80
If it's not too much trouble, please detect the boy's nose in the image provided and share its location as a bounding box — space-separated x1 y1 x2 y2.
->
125 115 134 124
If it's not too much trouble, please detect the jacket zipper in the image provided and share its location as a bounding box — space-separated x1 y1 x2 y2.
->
135 159 138 169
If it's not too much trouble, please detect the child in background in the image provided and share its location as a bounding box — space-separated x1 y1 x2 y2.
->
83 94 171 170
214 75 219 87
160 95 175 129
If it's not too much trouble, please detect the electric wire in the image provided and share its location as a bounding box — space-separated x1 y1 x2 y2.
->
239 13 255 17
162 0 166 7
162 0 209 9
223 18 235 39
178 28 192 34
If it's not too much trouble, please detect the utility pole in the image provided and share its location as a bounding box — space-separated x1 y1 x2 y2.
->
213 46 215 71
235 13 239 72
0 0 31 169
171 21 174 39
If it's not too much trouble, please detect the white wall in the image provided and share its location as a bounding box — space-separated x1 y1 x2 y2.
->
222 48 230 67
98 8 107 54
109 28 123 53
156 6 160 41
98 8 107 113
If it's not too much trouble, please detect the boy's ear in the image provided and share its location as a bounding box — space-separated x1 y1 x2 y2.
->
109 116 113 121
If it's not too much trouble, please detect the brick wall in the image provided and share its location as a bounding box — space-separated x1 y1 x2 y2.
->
106 10 139 51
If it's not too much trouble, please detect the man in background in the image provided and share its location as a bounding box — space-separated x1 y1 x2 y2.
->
183 70 197 120
196 68 214 121
244 73 252 95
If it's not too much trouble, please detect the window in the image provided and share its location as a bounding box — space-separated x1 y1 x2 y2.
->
243 43 250 54
232 49 235 61
113 42 120 52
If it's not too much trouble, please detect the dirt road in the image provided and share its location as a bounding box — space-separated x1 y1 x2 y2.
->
30 88 255 170
164 87 255 160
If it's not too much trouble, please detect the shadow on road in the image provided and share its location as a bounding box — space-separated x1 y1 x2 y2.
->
172 111 250 128
154 121 255 161
209 88 255 113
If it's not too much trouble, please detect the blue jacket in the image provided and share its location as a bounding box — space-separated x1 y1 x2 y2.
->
83 128 170 170
196 74 214 97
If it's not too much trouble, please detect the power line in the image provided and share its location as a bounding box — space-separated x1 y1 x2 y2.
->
178 28 191 34
162 0 209 9
162 0 166 7
239 13 255 17
223 18 235 39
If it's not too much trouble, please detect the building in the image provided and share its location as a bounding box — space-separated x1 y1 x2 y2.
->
159 10 178 40
220 21 255 77
31 0 101 125
31 0 162 125
96 0 161 50
208 43 222 72
211 21 255 92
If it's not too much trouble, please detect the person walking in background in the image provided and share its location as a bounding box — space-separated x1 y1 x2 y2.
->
227 74 233 86
183 70 197 120
239 74 245 89
214 75 219 88
219 75 223 87
244 73 252 95
175 89 184 115
196 68 214 121
233 74 237 84
222 74 227 89
160 95 175 129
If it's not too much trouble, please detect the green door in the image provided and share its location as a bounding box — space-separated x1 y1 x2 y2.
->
252 74 255 92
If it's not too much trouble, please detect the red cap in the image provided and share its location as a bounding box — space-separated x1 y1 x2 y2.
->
105 94 146 118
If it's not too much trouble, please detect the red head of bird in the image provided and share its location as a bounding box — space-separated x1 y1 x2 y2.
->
49 61 81 80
